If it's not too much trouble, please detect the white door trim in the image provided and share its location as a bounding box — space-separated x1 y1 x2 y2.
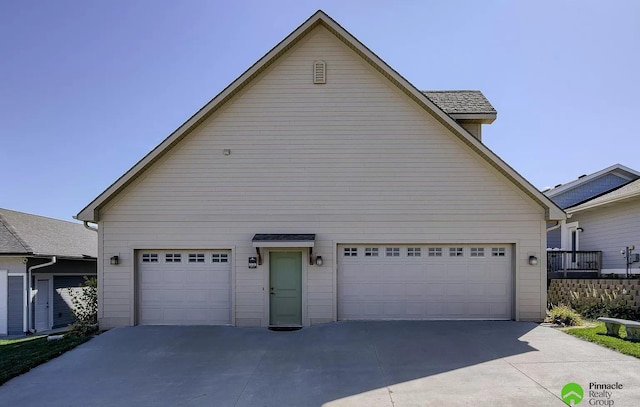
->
34 276 53 332
562 221 580 251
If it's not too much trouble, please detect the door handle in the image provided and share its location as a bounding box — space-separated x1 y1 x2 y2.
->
270 287 275 295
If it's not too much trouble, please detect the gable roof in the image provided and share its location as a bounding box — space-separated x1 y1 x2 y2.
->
77 10 564 222
0 208 97 258
566 178 640 214
544 164 640 198
422 90 496 123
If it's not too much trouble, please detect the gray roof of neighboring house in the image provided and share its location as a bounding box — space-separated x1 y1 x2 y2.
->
422 91 497 115
567 178 640 213
0 208 97 258
543 164 640 197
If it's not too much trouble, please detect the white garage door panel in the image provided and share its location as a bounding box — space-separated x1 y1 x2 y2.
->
338 245 512 320
138 250 231 325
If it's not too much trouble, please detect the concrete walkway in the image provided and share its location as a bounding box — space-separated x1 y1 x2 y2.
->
1 321 639 406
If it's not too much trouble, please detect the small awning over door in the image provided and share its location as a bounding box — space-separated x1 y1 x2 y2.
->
252 234 315 248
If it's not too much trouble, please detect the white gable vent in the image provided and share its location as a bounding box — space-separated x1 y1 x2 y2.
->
313 60 326 84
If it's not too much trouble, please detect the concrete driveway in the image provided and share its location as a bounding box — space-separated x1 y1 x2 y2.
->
1 321 639 406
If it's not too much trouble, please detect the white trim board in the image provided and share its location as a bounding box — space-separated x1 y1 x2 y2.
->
0 270 7 335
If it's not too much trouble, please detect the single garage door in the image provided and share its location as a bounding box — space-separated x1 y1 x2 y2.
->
338 245 512 320
138 250 231 325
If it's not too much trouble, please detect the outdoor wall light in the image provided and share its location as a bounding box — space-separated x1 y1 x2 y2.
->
315 256 323 266
528 255 538 266
110 255 119 266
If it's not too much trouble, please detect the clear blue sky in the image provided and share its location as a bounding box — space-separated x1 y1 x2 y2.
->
2 1 639 221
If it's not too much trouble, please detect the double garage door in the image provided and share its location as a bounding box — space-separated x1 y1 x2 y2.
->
138 250 231 325
338 244 513 320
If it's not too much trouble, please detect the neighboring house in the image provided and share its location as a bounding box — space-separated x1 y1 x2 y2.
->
544 164 639 250
565 178 640 275
76 10 564 329
0 208 97 335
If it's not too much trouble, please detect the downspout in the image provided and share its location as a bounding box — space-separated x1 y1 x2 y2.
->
27 256 57 334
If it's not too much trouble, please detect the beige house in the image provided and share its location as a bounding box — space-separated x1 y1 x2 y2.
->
77 11 564 329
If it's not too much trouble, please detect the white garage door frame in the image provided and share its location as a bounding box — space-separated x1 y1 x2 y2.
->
134 248 235 326
336 243 516 321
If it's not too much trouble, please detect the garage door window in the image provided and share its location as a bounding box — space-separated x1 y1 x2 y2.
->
492 248 506 257
141 253 158 263
165 253 182 263
188 253 205 263
470 248 485 257
407 247 421 257
212 253 229 263
449 248 464 257
365 248 379 257
385 248 400 257
428 248 442 257
344 248 358 257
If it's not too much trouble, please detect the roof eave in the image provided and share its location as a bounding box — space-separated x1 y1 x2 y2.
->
449 113 496 124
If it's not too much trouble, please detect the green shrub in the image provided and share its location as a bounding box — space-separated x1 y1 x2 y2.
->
546 304 583 326
67 276 98 337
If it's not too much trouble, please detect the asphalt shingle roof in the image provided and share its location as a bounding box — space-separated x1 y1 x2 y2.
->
422 90 496 115
0 208 97 258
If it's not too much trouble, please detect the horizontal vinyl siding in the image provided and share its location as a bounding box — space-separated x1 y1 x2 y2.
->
98 25 546 326
572 199 640 271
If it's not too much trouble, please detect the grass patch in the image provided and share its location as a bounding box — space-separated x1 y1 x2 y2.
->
565 322 640 359
0 335 91 385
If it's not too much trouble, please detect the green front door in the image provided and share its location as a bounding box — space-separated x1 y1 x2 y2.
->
269 252 302 326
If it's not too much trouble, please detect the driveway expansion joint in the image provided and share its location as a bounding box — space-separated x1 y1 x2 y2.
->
232 349 267 407
506 360 564 404
372 344 395 407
